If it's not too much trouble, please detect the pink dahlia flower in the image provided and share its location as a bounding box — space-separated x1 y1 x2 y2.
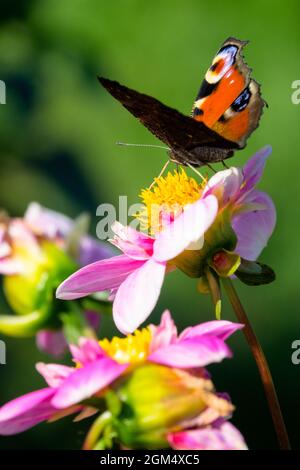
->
0 311 244 451
57 147 276 333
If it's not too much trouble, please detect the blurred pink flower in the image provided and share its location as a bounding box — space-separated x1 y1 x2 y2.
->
0 204 114 354
0 203 114 277
36 311 100 357
24 202 115 266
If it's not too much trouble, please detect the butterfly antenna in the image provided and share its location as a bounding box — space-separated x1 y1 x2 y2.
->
116 142 170 151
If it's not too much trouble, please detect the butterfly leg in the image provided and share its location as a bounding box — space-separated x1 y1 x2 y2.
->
148 160 170 189
186 162 207 182
222 161 230 169
205 163 217 174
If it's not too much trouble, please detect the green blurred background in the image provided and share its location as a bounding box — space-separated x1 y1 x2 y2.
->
0 0 299 450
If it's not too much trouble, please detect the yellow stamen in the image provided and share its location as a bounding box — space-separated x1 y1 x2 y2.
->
99 327 152 365
136 169 206 234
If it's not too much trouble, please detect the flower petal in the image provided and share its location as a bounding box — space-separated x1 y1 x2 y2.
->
25 202 73 238
232 190 276 261
113 258 166 334
0 258 23 275
153 195 218 262
69 338 105 366
149 310 178 352
0 388 56 435
239 145 272 197
36 363 74 388
36 329 68 357
204 167 243 205
79 236 116 266
110 221 154 260
25 202 115 265
52 357 127 408
84 310 101 330
148 336 232 368
179 320 243 342
56 255 145 300
168 421 248 450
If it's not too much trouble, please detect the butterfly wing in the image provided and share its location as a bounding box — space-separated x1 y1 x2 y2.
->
192 37 265 148
98 77 238 153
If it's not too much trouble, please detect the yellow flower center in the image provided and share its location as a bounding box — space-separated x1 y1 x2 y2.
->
99 327 152 365
136 170 205 234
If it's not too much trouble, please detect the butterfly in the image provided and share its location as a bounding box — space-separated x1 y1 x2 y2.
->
98 37 265 167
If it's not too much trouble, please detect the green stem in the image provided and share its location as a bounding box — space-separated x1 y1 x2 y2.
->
222 278 290 450
206 268 222 320
0 307 51 337
82 411 112 450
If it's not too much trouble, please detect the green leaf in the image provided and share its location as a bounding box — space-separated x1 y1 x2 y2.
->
0 305 51 337
235 259 276 286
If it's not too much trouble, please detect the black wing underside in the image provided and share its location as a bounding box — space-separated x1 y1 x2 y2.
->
98 77 239 152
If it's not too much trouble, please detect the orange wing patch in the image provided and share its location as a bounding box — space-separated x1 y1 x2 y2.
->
193 68 246 128
192 38 264 148
212 107 249 143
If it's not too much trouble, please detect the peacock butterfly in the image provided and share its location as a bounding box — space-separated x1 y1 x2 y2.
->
98 37 265 167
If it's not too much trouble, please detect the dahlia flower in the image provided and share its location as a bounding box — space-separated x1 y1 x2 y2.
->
0 203 114 354
0 311 246 450
57 147 275 333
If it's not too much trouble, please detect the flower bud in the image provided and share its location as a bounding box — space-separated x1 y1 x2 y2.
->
107 363 218 449
173 208 237 279
3 241 77 315
210 250 241 278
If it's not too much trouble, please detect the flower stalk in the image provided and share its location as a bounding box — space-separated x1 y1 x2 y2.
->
222 277 290 450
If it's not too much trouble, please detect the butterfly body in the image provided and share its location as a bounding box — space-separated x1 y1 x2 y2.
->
99 38 264 167
167 146 234 167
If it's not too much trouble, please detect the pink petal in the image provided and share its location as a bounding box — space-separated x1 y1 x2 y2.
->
36 363 74 388
25 202 116 265
232 190 276 261
52 357 127 408
149 310 178 352
153 195 218 262
110 221 154 260
148 336 232 368
9 220 40 254
180 321 243 342
79 236 117 266
69 338 104 366
203 167 243 205
84 310 101 330
56 255 145 300
0 219 41 275
0 234 11 258
0 388 57 435
239 146 272 197
36 329 67 357
168 421 248 450
25 202 73 238
113 258 166 334
0 258 23 275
